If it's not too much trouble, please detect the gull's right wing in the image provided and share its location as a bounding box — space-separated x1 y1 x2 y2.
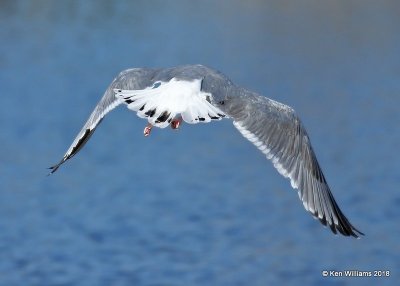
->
49 86 122 174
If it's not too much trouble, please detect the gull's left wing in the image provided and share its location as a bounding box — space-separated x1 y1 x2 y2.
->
223 89 363 237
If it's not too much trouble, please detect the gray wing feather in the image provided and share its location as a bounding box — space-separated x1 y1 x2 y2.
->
49 86 122 173
225 90 363 237
49 68 158 173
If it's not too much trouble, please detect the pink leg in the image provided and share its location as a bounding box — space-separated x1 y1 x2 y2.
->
171 117 182 130
143 123 153 137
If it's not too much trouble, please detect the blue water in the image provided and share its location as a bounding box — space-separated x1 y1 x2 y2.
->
1 1 399 285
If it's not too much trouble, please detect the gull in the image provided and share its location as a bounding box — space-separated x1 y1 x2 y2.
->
50 64 363 238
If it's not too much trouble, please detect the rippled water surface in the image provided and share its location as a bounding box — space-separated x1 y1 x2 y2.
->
1 1 399 285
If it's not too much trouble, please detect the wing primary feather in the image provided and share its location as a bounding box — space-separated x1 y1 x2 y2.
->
228 91 363 238
48 123 100 174
49 85 121 174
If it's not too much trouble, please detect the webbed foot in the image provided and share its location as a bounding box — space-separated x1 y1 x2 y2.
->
171 117 182 130
144 124 153 137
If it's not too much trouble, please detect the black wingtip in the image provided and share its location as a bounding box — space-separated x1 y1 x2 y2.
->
47 127 97 177
333 204 364 239
339 225 364 239
317 215 364 239
47 165 59 176
342 217 365 238
321 214 364 239
47 158 66 176
315 187 365 239
354 230 365 239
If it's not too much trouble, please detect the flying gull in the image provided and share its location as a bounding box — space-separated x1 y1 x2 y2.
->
50 64 363 238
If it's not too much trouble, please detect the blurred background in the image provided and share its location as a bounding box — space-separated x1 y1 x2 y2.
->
0 0 399 285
